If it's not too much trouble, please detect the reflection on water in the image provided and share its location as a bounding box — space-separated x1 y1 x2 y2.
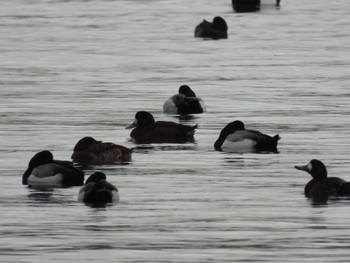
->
27 187 55 204
26 186 79 206
132 144 197 152
1 0 350 262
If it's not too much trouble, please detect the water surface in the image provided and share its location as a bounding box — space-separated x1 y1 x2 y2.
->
1 0 350 262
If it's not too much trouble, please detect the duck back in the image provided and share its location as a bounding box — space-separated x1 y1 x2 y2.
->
72 137 132 167
305 177 349 203
131 121 197 144
246 130 280 152
194 17 227 40
79 180 119 204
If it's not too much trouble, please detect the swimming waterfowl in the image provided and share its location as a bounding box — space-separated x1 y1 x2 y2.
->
71 136 132 167
23 150 84 187
78 172 119 204
232 0 260 12
295 159 350 203
232 0 280 12
214 120 280 153
194 16 228 40
126 111 197 144
163 85 206 114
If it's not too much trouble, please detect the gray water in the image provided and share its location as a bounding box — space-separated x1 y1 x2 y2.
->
1 0 350 262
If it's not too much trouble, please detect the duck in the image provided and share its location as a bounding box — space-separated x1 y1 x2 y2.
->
78 172 119 204
295 159 350 203
163 85 206 114
232 0 260 12
126 111 198 144
232 0 280 12
23 150 84 187
214 120 280 153
71 136 132 167
194 16 228 40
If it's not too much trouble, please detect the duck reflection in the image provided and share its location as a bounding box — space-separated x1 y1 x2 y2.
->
132 144 197 153
27 186 55 204
84 202 111 209
169 114 200 122
221 154 246 167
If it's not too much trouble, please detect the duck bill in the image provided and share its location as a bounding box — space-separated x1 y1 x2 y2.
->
126 120 137 129
295 164 308 171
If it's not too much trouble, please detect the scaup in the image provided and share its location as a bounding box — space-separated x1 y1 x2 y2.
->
126 111 197 143
232 0 260 12
214 120 280 153
194 16 228 40
78 172 119 204
232 0 280 12
163 85 206 114
23 150 84 187
295 159 350 203
71 136 132 167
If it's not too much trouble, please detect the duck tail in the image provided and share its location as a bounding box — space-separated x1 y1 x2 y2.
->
338 182 350 196
272 134 280 147
191 124 198 134
274 134 281 141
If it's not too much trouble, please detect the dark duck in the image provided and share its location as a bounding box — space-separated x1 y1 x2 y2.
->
71 136 132 167
194 16 228 40
232 0 281 13
126 111 197 144
295 159 350 203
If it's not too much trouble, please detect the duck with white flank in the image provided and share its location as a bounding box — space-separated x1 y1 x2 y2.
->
163 85 206 114
78 172 119 204
23 150 84 187
214 120 280 153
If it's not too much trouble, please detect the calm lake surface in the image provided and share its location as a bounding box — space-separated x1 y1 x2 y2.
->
1 0 350 262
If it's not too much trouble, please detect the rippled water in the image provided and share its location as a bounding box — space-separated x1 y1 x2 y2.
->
1 0 350 262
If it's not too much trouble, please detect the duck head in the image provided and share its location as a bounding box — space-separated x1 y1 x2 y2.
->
179 85 197 97
295 159 328 180
73 136 99 151
214 121 245 150
212 16 228 34
23 150 54 184
126 111 156 129
85 172 107 184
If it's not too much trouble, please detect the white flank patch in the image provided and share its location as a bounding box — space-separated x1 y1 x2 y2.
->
27 173 63 186
221 139 256 153
78 190 85 202
163 98 177 113
199 99 206 112
112 190 120 202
